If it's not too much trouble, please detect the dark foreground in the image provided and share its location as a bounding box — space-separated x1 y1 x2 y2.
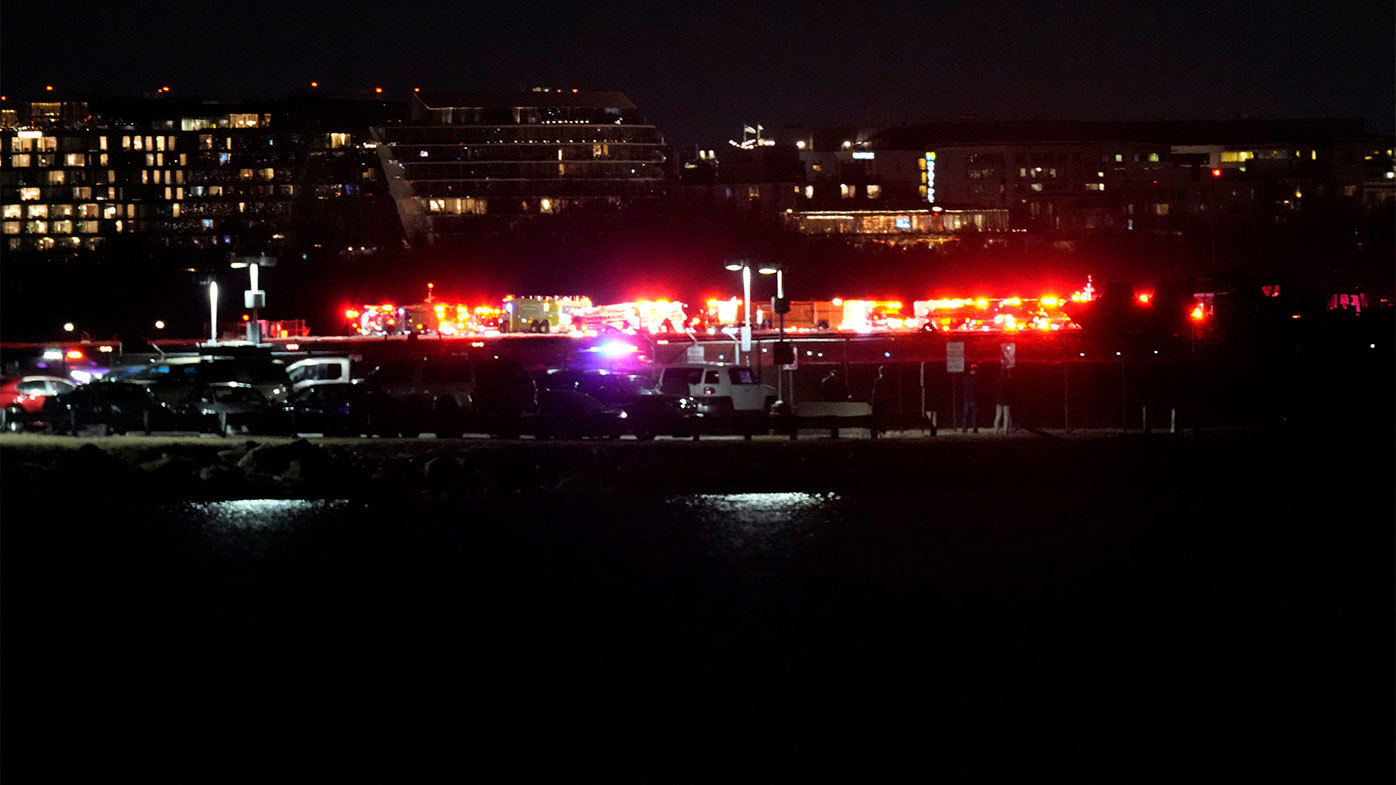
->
2 433 1392 781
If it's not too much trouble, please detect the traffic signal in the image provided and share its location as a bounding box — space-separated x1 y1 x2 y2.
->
1211 168 1222 178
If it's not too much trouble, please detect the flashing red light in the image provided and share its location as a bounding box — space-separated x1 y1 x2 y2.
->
310 81 319 88
413 87 420 93
572 88 579 93
65 349 84 360
1190 306 1206 321
1211 168 1222 178
374 86 383 94
45 85 53 92
1137 293 1152 304
242 314 250 322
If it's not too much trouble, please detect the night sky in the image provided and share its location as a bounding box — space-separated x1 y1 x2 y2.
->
3 0 1392 145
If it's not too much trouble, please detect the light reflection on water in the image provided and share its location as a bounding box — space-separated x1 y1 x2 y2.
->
187 499 350 530
682 492 837 513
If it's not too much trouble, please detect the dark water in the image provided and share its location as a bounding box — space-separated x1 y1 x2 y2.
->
4 475 1391 780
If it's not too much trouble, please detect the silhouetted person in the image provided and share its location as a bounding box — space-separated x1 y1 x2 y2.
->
820 369 850 402
871 365 896 437
993 366 1013 434
961 364 979 433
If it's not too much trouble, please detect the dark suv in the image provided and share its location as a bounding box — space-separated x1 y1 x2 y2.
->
364 358 537 438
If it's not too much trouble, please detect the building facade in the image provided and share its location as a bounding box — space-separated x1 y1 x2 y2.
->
377 89 669 244
0 94 401 259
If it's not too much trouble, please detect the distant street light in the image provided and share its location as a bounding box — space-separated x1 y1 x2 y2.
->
759 262 793 403
62 322 75 333
724 259 753 358
208 280 219 343
154 320 166 330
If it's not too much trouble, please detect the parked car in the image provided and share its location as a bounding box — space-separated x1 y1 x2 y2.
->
1 375 78 431
364 357 537 438
36 381 179 435
175 382 278 435
529 388 628 440
538 368 680 439
283 382 386 437
286 357 368 394
122 356 291 405
655 364 776 418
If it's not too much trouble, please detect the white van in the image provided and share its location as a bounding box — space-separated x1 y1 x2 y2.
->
656 364 776 417
287 357 366 394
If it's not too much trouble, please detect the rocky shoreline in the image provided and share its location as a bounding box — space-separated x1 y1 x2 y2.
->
0 432 1258 503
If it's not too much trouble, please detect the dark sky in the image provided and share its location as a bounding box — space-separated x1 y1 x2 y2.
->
3 0 1392 145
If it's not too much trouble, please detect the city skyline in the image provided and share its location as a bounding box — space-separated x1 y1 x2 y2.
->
3 0 1392 146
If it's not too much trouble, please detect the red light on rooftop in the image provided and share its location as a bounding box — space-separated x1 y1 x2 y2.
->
1137 293 1152 304
572 88 579 93
1211 168 1222 178
1190 306 1205 321
374 87 383 94
242 314 250 322
162 85 170 92
310 81 319 88
413 87 420 93
45 85 53 92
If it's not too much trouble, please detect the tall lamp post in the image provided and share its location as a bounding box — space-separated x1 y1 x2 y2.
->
231 254 275 344
759 263 792 402
208 280 219 343
724 259 753 362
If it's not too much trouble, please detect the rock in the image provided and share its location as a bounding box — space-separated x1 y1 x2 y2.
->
237 438 320 476
136 452 200 485
423 455 460 489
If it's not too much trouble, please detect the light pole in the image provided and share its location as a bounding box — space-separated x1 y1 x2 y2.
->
724 259 753 361
208 280 219 343
759 262 791 402
231 254 274 344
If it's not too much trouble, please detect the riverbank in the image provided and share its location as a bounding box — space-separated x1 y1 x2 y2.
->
0 427 1340 502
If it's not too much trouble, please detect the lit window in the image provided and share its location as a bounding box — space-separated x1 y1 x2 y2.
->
26 204 47 218
1030 183 1044 192
28 221 47 233
171 203 180 217
1148 153 1160 162
53 204 72 217
1 205 19 219
122 135 132 150
1113 154 1123 162
867 184 882 199
156 135 165 152
63 153 84 166
99 136 108 151
840 184 854 199
2 222 17 235
102 205 118 219
804 185 814 199
146 153 155 167
239 169 254 180
144 136 153 150
261 168 275 181
1085 183 1105 191
46 170 65 184
99 154 108 165
175 170 184 184
78 204 98 218
329 133 349 149
10 154 30 167
79 220 98 233
51 220 72 234
142 170 149 184
164 187 172 200
19 187 40 201
156 153 164 166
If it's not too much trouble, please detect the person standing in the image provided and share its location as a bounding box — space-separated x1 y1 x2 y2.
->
961 364 980 433
820 369 850 402
994 366 1014 434
871 365 895 438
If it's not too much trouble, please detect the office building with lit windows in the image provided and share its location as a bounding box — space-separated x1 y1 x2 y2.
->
0 95 402 258
376 89 668 243
763 119 1393 237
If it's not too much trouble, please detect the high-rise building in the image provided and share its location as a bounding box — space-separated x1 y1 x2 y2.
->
377 89 668 244
0 94 402 259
